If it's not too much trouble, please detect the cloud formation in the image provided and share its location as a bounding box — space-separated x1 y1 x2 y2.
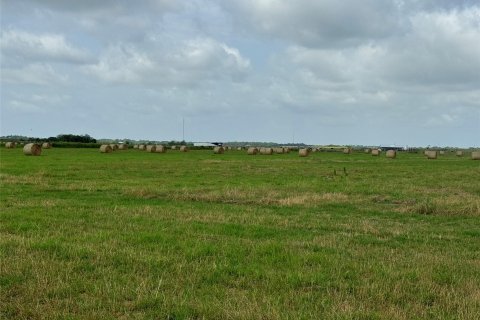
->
1 0 479 146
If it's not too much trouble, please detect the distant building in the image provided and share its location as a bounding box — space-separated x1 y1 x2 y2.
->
193 142 223 147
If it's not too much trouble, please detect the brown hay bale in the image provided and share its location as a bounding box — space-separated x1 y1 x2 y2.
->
343 148 352 154
425 150 437 159
472 151 480 160
5 142 16 148
386 150 396 159
456 151 463 157
439 151 445 155
171 146 177 150
133 144 139 149
100 145 112 153
155 145 166 153
42 142 52 149
371 149 380 156
118 144 128 150
260 147 273 155
237 147 244 151
283 147 290 153
146 145 156 152
247 147 258 155
274 147 284 154
364 148 371 153
109 144 119 151
179 146 189 152
213 146 224 154
23 143 42 156
299 148 309 157
138 144 146 150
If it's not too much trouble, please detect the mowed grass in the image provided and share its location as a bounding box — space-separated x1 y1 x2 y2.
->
1 148 479 319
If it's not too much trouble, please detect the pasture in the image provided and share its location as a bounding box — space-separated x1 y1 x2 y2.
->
1 148 479 319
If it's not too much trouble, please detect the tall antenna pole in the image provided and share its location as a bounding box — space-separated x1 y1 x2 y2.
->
182 117 185 142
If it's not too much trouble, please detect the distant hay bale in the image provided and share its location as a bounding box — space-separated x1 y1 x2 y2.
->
364 148 371 153
118 144 128 150
146 145 156 152
456 151 463 157
42 142 52 149
386 150 396 159
343 148 352 154
23 143 42 156
237 147 243 151
472 151 480 160
138 144 146 150
283 147 290 153
260 147 273 155
425 150 438 159
299 148 309 157
439 151 445 155
171 146 177 150
180 146 189 152
155 145 166 153
371 149 380 156
133 144 139 149
213 146 224 154
5 142 16 148
100 145 112 153
274 147 284 154
247 147 258 155
109 144 119 151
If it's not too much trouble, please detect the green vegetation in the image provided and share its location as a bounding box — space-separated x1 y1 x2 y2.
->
1 148 479 319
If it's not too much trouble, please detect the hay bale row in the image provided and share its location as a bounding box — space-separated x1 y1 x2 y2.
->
214 146 224 154
23 143 42 156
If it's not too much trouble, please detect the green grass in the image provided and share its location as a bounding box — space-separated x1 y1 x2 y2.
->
1 148 479 319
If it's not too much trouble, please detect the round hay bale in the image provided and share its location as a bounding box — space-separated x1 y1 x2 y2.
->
118 144 128 150
260 147 273 155
133 144 139 149
364 148 371 153
213 146 224 154
371 149 380 156
247 147 258 155
471 151 480 160
386 150 396 159
109 144 119 151
171 146 177 150
456 151 463 157
283 147 290 153
439 151 445 155
5 142 16 148
425 150 438 159
146 145 156 152
155 145 166 153
299 148 309 157
100 145 112 153
138 144 146 150
23 143 41 156
237 147 243 151
179 146 189 152
343 148 352 154
42 142 52 149
274 147 284 154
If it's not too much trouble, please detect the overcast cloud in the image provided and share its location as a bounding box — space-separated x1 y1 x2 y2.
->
1 0 479 146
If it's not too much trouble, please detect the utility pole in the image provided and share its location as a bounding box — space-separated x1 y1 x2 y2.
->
182 117 185 142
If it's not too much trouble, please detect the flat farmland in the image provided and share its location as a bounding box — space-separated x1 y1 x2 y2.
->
1 148 479 319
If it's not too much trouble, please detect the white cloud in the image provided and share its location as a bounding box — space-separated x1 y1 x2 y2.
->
1 29 91 64
1 63 69 85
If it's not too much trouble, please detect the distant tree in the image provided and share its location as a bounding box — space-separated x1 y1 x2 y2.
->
56 134 96 143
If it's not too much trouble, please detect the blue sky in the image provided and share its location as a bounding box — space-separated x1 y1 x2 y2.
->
1 0 479 146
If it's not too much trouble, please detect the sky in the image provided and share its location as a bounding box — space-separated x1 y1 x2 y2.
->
1 0 479 147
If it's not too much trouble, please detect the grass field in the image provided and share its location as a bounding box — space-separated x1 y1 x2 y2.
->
1 148 479 319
